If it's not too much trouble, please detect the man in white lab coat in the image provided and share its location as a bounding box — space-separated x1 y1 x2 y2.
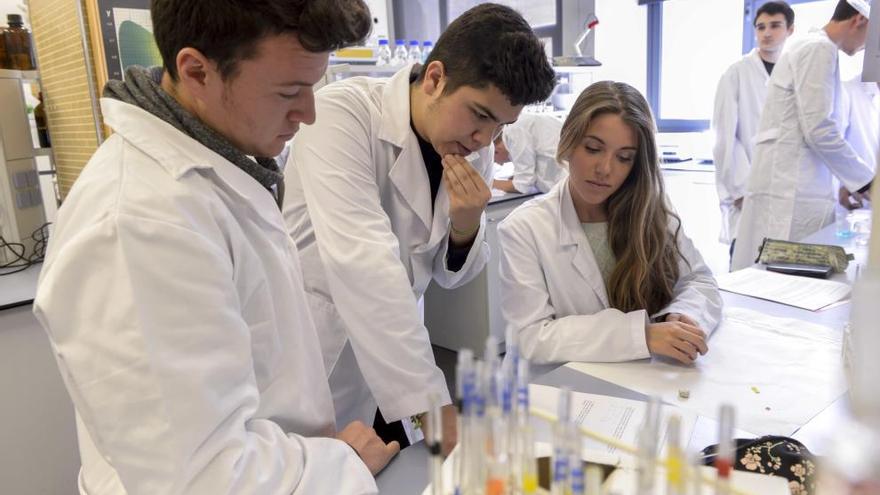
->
732 0 876 270
33 2 399 494
712 1 794 246
284 3 556 452
841 76 880 171
492 113 567 194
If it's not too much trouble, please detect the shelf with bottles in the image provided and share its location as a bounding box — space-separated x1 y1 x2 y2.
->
0 67 37 81
0 13 37 72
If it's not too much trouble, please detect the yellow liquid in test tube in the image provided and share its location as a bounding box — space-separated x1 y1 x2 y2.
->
522 473 538 493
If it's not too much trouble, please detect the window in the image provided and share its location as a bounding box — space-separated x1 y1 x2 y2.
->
648 0 744 131
648 0 864 132
447 0 555 27
592 0 648 95
442 0 562 55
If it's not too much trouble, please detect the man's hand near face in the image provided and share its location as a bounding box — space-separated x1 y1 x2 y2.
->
443 154 491 246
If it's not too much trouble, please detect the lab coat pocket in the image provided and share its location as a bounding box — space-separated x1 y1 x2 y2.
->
755 128 781 144
304 290 348 376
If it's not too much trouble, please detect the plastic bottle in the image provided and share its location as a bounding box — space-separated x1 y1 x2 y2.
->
407 40 422 64
4 14 35 70
375 38 391 66
391 39 407 66
421 41 433 63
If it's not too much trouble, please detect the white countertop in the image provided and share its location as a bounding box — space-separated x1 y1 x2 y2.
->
0 262 41 310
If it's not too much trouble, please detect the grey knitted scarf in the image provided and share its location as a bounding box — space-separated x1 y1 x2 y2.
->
103 66 284 209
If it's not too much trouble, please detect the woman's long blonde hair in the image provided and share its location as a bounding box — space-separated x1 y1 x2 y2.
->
556 81 686 315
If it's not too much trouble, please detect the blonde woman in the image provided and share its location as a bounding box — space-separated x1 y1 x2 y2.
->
498 81 722 365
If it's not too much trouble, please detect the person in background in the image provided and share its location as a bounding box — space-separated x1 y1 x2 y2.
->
32 1 399 493
712 1 794 250
841 76 880 171
498 81 722 366
492 112 567 194
283 3 555 454
732 0 875 270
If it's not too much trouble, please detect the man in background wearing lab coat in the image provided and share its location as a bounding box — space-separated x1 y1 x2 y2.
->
712 1 794 249
33 1 399 493
492 112 567 194
284 3 555 453
732 0 876 270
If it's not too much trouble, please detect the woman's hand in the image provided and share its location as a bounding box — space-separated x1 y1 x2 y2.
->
646 313 707 364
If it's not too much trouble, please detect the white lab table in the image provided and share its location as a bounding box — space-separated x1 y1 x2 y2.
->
0 261 41 310
424 190 540 354
376 219 868 493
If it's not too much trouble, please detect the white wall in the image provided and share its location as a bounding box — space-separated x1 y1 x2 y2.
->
0 0 29 27
0 304 79 494
592 0 648 95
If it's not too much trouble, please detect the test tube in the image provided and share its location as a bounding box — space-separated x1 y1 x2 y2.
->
690 452 704 495
505 326 520 382
518 423 539 494
515 358 530 424
636 396 661 494
551 387 572 495
454 350 474 495
428 393 444 495
715 404 735 495
585 464 603 495
569 433 585 495
665 415 684 495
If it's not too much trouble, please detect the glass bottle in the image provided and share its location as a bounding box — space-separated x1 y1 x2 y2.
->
34 92 50 148
0 26 8 69
5 14 36 70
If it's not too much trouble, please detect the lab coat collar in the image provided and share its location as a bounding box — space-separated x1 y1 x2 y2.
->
380 64 433 234
555 178 610 306
378 63 419 147
747 49 770 83
100 98 286 230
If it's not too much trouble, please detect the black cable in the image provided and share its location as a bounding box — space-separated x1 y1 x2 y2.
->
0 222 52 276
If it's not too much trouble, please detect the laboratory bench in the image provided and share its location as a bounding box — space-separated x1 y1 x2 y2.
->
0 261 40 310
377 219 868 494
424 189 540 355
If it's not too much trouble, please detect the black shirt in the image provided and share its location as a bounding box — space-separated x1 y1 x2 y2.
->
762 59 775 76
409 69 472 272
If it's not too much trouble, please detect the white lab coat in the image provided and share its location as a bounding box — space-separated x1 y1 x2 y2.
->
842 77 880 171
283 64 492 428
502 113 567 193
33 99 374 495
712 49 770 244
498 179 723 365
732 30 874 270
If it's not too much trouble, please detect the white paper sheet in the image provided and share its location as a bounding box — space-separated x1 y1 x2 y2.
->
716 267 851 310
604 464 791 495
529 384 698 458
565 307 847 437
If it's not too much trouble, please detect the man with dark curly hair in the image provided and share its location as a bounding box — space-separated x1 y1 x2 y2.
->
283 3 556 454
34 1 398 493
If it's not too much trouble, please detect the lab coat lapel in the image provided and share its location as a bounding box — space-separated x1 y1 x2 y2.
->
557 181 610 307
100 98 288 236
747 49 770 85
380 64 433 235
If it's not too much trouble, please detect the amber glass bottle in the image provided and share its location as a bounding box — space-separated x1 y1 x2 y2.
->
0 26 8 69
4 14 35 70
